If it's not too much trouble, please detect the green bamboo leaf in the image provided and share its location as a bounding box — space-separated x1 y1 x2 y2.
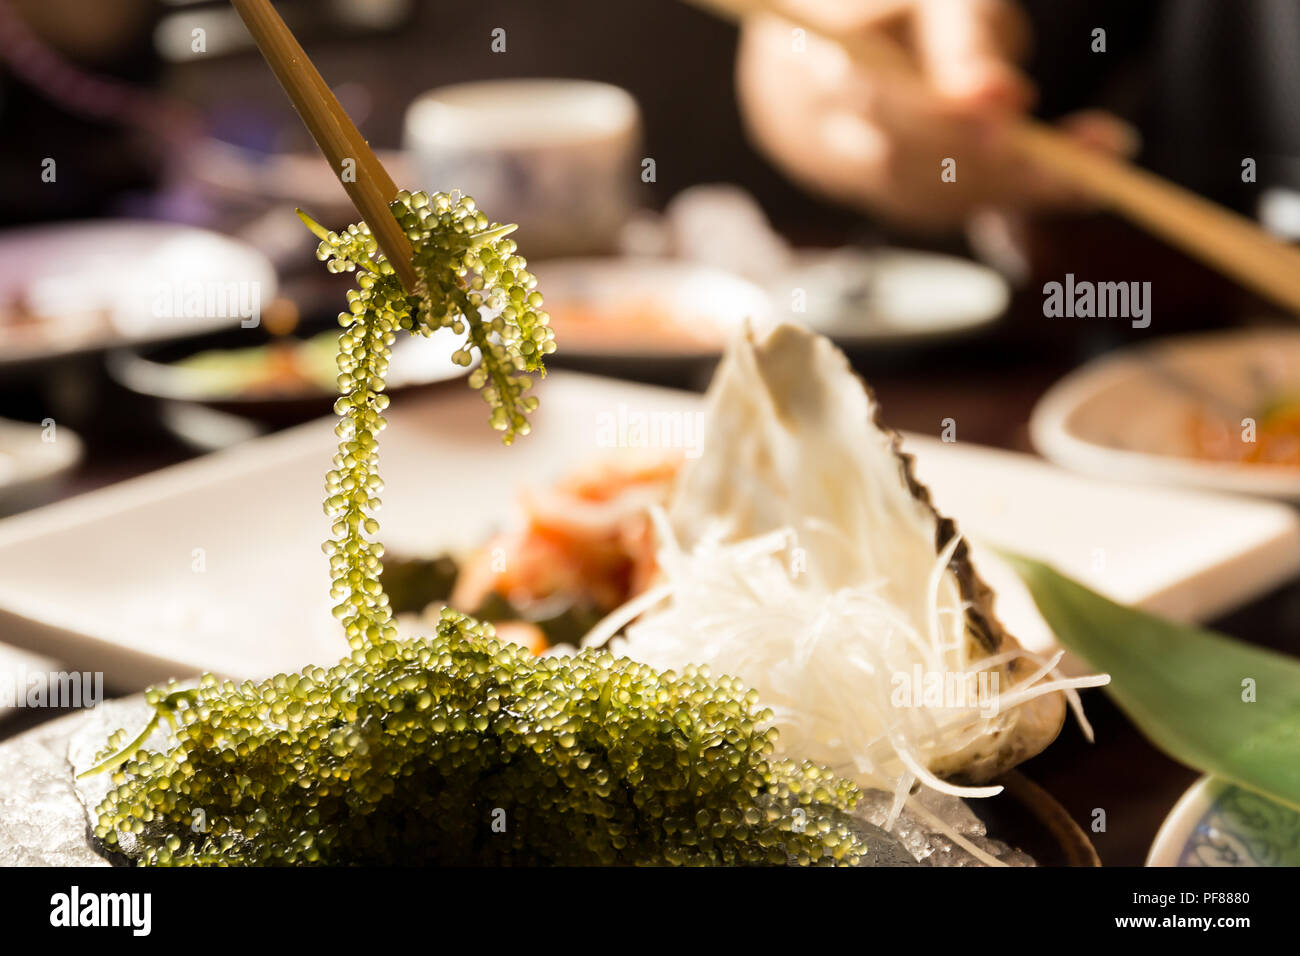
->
1004 553 1300 812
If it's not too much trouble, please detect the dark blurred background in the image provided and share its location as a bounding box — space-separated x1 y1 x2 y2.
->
7 0 1300 225
4 0 1292 343
1 0 851 231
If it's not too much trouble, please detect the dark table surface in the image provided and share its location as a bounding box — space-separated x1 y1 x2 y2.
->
2 268 1296 868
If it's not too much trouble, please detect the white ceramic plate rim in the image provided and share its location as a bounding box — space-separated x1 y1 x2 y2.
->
0 372 1298 687
1030 340 1300 501
534 257 773 360
1147 775 1221 866
105 327 472 405
772 248 1010 346
0 418 83 500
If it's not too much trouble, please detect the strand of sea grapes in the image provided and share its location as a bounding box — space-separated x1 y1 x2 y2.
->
81 193 557 780
323 266 404 657
311 192 554 658
394 190 553 442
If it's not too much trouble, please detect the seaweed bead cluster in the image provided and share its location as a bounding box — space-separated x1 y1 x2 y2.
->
307 190 554 654
88 191 872 868
91 614 868 866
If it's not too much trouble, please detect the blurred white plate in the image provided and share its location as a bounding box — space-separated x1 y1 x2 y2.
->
533 258 772 360
1031 329 1300 501
105 329 473 449
767 248 1010 345
107 327 471 405
0 373 1295 688
0 417 82 510
0 418 81 719
0 220 278 366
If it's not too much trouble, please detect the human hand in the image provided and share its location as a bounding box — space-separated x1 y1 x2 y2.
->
735 0 1138 230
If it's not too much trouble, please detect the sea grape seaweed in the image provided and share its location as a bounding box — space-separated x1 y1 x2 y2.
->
312 191 553 655
89 193 872 866
93 613 867 865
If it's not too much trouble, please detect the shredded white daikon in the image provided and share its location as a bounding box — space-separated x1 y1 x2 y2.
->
604 507 1109 831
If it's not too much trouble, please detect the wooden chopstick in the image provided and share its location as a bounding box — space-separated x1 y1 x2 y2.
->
1006 123 1300 312
230 0 418 293
688 0 1300 315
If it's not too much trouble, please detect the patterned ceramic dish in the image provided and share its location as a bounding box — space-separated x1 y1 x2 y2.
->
1148 775 1300 866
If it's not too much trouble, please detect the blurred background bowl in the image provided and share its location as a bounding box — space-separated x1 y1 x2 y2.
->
1031 329 1300 500
766 247 1011 347
107 324 472 445
0 417 82 513
532 257 772 381
404 79 642 258
1148 775 1300 866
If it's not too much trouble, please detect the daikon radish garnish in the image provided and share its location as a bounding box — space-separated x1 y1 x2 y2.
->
603 323 1109 821
610 510 1108 822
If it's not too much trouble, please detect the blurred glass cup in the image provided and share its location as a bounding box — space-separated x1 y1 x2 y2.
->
404 79 642 257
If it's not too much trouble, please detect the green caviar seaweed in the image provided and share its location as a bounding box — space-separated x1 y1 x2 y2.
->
311 190 554 654
93 613 867 865
88 192 871 866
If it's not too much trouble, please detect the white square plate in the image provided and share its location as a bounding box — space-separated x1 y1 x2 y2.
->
0 372 1297 687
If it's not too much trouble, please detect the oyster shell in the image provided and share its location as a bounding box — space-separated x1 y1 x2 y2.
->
667 323 1066 782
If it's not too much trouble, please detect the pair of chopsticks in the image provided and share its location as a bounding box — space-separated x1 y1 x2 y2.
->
688 0 1300 315
229 0 417 292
